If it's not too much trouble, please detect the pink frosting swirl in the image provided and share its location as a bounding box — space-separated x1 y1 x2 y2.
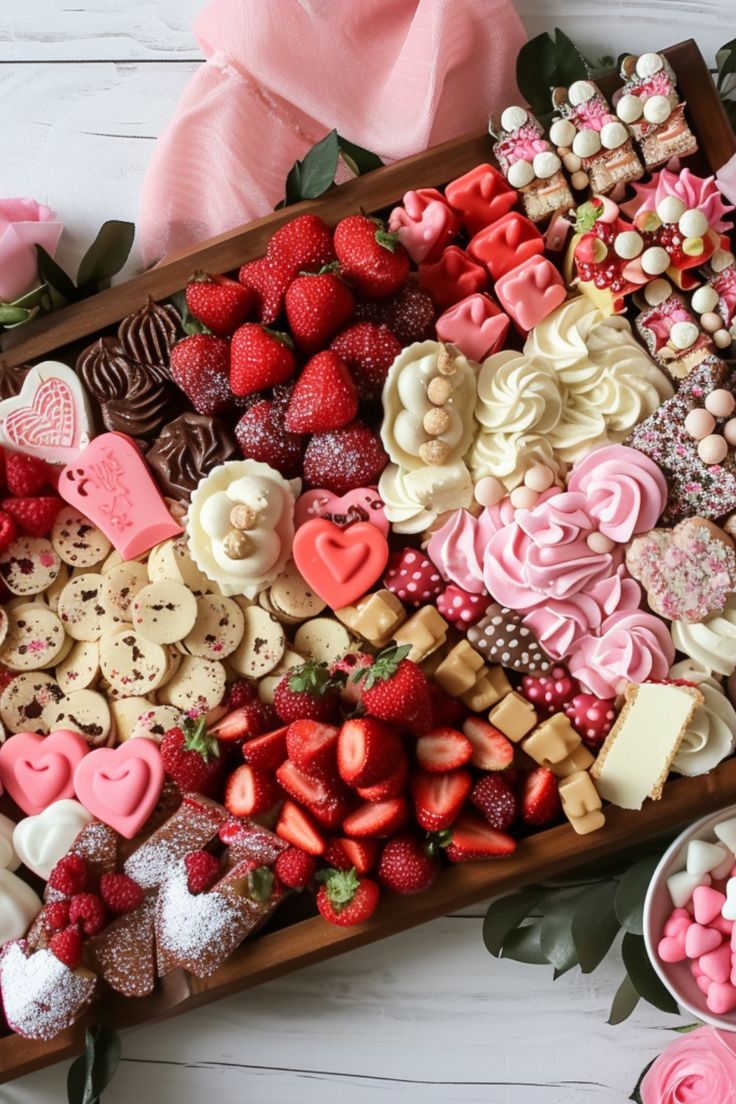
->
566 444 667 543
567 608 675 699
522 571 641 660
484 491 622 610
623 168 734 232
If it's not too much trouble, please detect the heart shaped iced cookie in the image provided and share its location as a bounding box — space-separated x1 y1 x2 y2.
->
292 518 389 609
73 737 164 838
0 729 89 816
294 487 388 536
0 361 92 463
13 799 93 880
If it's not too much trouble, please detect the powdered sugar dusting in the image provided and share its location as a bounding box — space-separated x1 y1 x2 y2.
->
0 941 95 1041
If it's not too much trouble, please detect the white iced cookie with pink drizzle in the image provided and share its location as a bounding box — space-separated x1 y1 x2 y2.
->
188 460 299 598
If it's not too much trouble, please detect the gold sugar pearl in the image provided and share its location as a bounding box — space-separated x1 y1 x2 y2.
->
222 530 253 559
427 376 453 405
436 345 457 376
230 503 259 531
419 439 451 466
423 407 451 436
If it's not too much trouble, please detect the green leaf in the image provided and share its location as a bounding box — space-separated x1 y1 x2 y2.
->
629 1058 656 1103
571 881 621 973
500 922 549 966
281 129 340 208
515 28 589 117
483 887 547 957
0 306 31 326
35 244 78 307
608 973 640 1025
7 284 47 310
337 135 383 174
539 891 582 976
621 932 679 1015
716 38 736 90
250 866 274 902
615 854 660 936
67 1026 121 1104
77 220 135 291
553 29 590 89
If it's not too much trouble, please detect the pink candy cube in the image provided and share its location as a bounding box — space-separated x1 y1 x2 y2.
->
435 293 510 362
388 188 460 264
494 255 567 335
467 211 544 282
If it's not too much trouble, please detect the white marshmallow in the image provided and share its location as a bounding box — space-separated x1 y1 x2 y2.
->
656 196 686 224
533 151 561 179
572 129 601 158
691 285 720 314
686 838 729 877
549 118 576 148
670 321 700 350
613 230 644 259
568 80 596 106
501 106 529 133
667 869 709 909
643 278 672 306
616 93 644 124
679 209 709 239
636 52 664 78
643 95 672 124
641 246 670 275
712 250 736 273
507 160 535 188
600 121 629 149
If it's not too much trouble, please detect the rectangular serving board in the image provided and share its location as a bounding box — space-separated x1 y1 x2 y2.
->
1 38 735 1084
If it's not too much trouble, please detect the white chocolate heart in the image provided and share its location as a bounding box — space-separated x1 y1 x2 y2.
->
667 869 710 909
0 361 92 464
686 838 729 877
0 812 20 872
13 800 93 881
0 867 41 944
715 816 736 854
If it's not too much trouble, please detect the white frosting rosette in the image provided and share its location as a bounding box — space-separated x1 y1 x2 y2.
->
188 460 299 598
671 594 736 677
379 461 474 535
668 659 736 776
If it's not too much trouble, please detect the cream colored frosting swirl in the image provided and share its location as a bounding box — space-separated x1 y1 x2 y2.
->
475 352 562 435
381 341 477 470
468 430 561 490
188 460 299 598
671 594 736 676
378 461 474 534
668 659 736 776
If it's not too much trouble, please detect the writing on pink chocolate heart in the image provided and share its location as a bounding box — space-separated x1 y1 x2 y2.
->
0 361 91 463
294 488 388 536
0 730 89 816
74 738 164 839
292 518 389 609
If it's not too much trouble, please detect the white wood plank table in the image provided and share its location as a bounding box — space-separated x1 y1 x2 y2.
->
1 2 732 1099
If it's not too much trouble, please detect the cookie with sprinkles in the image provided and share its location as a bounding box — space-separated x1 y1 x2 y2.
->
467 602 551 674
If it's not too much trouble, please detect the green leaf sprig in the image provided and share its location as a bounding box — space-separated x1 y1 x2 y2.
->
514 28 590 120
67 1026 121 1104
277 129 383 209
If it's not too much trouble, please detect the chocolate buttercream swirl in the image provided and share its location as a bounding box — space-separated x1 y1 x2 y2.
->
118 297 181 382
146 412 239 501
77 337 175 441
77 336 133 398
0 362 29 401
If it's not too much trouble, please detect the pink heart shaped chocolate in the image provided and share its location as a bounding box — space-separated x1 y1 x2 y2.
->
292 518 389 609
0 730 89 816
436 293 510 361
294 487 388 536
685 922 722 959
73 738 164 838
658 931 688 963
700 942 732 983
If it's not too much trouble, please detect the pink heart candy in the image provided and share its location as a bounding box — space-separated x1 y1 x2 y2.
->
691 959 704 978
294 487 388 536
73 738 164 838
0 730 89 816
707 981 736 1014
389 190 459 264
685 923 722 959
658 932 688 963
664 908 692 937
712 914 734 936
700 943 732 983
697 974 713 995
693 885 727 925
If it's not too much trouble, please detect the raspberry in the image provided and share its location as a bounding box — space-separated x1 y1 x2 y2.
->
330 322 401 401
436 584 486 627
383 548 442 607
274 846 318 889
1 495 63 537
48 854 88 897
235 398 305 480
99 873 144 916
0 510 17 553
44 900 71 931
185 850 221 894
5 453 55 496
49 924 84 969
68 892 107 936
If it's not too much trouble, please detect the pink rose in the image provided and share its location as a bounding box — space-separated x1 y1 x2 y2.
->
567 608 675 699
0 198 64 302
641 1026 736 1104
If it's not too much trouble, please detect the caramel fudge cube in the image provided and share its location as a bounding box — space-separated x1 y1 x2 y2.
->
434 640 484 696
559 771 605 835
393 606 448 663
488 691 537 742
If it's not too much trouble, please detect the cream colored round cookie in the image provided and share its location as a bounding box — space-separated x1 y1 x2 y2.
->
0 672 62 734
56 640 100 695
130 704 182 742
109 696 157 742
0 537 61 596
181 594 244 660
148 536 216 595
269 561 327 621
257 649 306 704
42 688 111 747
157 655 226 713
228 606 286 679
39 563 71 614
99 627 170 697
131 581 198 645
51 506 112 568
258 589 303 626
294 618 355 665
157 644 182 689
100 547 148 575
0 606 66 670
0 606 8 651
101 561 149 621
57 573 106 641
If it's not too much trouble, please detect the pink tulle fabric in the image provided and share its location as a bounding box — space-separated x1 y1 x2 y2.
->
138 0 527 266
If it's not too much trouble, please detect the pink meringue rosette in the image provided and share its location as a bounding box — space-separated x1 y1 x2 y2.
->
566 444 667 543
523 570 642 660
567 609 675 699
621 167 734 232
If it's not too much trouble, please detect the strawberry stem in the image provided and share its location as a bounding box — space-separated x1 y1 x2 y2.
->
249 866 275 902
317 867 360 910
353 644 412 689
182 716 220 762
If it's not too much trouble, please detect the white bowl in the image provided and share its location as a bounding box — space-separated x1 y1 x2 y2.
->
643 802 736 1030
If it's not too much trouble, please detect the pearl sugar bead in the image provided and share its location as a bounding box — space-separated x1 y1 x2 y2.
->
684 408 716 440
423 407 451 436
724 419 736 447
509 486 538 509
643 278 672 307
474 476 505 507
698 434 729 465
586 532 615 554
524 463 555 492
571 170 590 191
700 311 722 333
714 329 733 349
705 389 736 418
427 376 453 405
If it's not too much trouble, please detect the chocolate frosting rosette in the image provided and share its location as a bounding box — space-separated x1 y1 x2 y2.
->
146 412 239 502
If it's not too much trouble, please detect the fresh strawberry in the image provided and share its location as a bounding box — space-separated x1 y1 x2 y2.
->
520 667 580 716
428 682 468 730
334 214 410 299
462 717 514 771
445 812 517 863
286 718 339 777
330 322 401 401
409 769 471 831
0 444 6 489
43 900 71 931
355 645 432 735
355 755 408 802
342 797 409 838
68 893 107 936
170 333 233 415
274 661 341 725
214 700 278 743
225 763 282 816
274 846 317 889
354 277 436 344
269 214 336 270
564 693 617 750
48 855 88 897
2 495 62 537
284 269 354 353
316 867 380 926
276 799 325 855
225 679 258 711
331 651 373 706
241 725 289 771
49 925 84 968
5 453 54 496
275 759 348 828
323 837 379 874
383 548 443 607
337 717 403 787
185 274 255 336
284 351 358 434
235 398 305 479
184 849 221 894
160 717 221 792
378 833 439 895
0 510 17 553
99 873 144 916
470 774 517 832
416 726 473 773
238 255 295 324
520 766 562 828
436 585 487 627
303 420 387 494
230 324 296 397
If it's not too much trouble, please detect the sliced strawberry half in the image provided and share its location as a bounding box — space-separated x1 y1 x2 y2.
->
342 797 409 838
520 767 562 828
241 726 289 772
355 755 409 802
445 811 516 862
225 764 282 817
276 800 325 855
409 768 472 831
416 726 473 773
286 719 339 778
462 717 514 771
337 717 403 788
323 837 380 874
275 759 349 829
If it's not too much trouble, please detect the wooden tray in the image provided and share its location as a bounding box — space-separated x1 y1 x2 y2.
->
1 38 734 1084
